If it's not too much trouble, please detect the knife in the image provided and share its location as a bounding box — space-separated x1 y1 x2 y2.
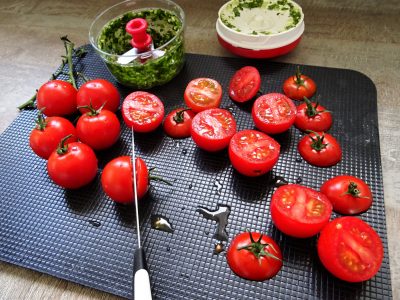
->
131 128 152 300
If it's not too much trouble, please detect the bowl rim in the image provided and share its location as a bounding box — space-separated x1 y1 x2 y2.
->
89 0 185 59
218 0 304 38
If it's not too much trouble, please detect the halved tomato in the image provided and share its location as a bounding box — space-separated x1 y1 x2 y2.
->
229 66 261 103
184 78 222 113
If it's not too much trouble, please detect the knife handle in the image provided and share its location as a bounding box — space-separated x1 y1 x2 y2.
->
133 247 152 300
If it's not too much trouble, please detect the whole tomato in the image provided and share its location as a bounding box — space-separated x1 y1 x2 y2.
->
29 111 77 159
47 136 98 189
37 80 77 116
77 79 120 113
76 103 120 150
163 108 195 139
283 67 317 101
227 231 283 281
294 97 333 132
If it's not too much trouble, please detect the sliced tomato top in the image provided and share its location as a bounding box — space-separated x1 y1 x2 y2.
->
229 66 261 102
184 78 222 112
254 93 296 124
192 108 236 140
122 91 164 132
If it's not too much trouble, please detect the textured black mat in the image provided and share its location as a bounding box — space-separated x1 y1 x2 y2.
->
0 46 392 299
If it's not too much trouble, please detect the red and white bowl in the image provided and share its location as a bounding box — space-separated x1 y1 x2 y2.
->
216 0 304 59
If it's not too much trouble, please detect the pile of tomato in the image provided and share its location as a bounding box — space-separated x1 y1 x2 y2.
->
28 65 383 286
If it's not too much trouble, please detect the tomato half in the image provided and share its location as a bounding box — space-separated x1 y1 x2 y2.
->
227 231 283 281
163 108 195 139
252 93 296 134
77 79 120 113
47 140 98 189
122 91 165 132
229 66 261 103
294 98 332 132
317 217 383 282
320 175 373 215
184 78 222 113
229 130 280 177
271 184 332 238
37 80 77 117
191 108 237 152
283 67 317 101
29 112 77 159
298 131 342 167
101 156 149 204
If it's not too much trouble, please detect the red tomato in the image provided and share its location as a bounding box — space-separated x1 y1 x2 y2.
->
227 231 283 281
76 107 120 151
252 93 296 134
298 131 342 167
229 66 261 103
29 112 77 159
101 156 149 204
318 217 383 282
37 80 77 117
271 184 332 238
122 91 165 132
191 108 237 152
163 108 195 139
47 139 98 189
283 67 317 101
77 79 120 113
294 98 332 132
184 78 222 113
320 175 373 215
229 130 280 177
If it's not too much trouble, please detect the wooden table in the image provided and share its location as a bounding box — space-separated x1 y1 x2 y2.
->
0 0 399 299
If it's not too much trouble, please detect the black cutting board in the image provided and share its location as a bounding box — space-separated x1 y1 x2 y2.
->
0 46 392 299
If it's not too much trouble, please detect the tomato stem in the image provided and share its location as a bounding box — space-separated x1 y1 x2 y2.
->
303 97 330 117
148 167 173 186
56 134 73 155
18 92 37 110
61 36 77 89
173 109 191 124
77 72 91 83
343 182 370 199
77 101 106 116
295 66 305 87
307 130 328 151
237 231 282 262
34 108 48 131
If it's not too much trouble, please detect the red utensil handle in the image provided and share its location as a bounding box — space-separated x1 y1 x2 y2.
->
126 18 152 52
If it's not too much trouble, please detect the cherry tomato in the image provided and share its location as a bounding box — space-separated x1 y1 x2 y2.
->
283 67 317 101
271 184 332 238
163 108 195 139
229 66 261 103
318 217 383 282
294 97 333 132
229 130 280 177
101 156 149 204
77 79 120 113
252 93 296 134
76 105 120 151
298 131 342 167
122 91 165 132
47 138 98 189
29 111 77 159
227 231 283 281
191 108 237 152
37 80 77 117
184 78 222 113
320 175 373 215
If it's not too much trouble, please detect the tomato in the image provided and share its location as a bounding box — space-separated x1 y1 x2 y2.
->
37 80 77 117
184 78 222 113
229 130 280 177
191 108 237 152
163 108 195 139
47 138 98 189
76 105 120 150
298 131 342 167
101 156 149 204
227 231 283 281
252 93 296 134
317 217 383 282
270 184 332 238
320 175 373 215
294 97 332 132
283 67 317 101
229 66 261 103
77 79 120 113
29 111 77 159
122 91 165 132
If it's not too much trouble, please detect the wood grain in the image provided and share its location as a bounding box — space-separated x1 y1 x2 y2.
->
0 0 399 299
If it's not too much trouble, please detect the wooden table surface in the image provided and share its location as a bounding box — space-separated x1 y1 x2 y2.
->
0 0 399 299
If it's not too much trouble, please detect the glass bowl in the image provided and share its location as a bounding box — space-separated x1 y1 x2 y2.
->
89 0 185 89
